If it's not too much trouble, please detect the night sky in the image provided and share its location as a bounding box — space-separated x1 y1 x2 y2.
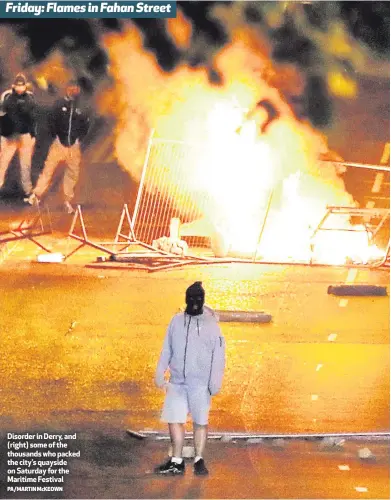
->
0 2 389 143
0 2 389 79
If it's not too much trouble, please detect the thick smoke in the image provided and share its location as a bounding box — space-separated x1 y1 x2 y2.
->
0 26 31 84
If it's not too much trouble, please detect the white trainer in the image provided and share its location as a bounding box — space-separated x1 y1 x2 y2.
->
24 193 39 205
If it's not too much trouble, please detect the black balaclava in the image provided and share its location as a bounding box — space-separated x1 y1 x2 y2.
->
185 281 205 316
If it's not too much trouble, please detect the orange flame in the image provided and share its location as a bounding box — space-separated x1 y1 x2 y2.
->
167 9 192 48
100 23 382 264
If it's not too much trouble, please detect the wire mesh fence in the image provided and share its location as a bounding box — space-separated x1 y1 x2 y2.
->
133 138 229 249
132 133 390 266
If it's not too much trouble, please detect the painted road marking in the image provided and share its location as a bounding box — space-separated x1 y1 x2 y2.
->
380 142 390 164
339 267 358 307
372 172 384 193
346 268 358 284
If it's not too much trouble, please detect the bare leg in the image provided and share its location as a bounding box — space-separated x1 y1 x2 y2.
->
193 423 208 458
169 423 185 458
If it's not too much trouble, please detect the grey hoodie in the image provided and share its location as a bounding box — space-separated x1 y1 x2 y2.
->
155 307 225 395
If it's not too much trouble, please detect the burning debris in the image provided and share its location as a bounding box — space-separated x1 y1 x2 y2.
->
100 21 385 264
0 5 388 264
152 236 188 256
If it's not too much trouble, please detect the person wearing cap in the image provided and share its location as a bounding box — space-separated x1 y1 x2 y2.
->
154 281 225 476
26 80 90 214
0 73 37 197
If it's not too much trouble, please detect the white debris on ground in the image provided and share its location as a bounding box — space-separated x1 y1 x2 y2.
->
358 447 376 460
220 435 234 443
355 486 368 493
37 252 64 263
271 438 285 449
319 437 346 450
152 236 188 256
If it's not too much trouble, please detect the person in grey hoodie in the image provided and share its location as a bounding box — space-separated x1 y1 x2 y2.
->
155 281 225 476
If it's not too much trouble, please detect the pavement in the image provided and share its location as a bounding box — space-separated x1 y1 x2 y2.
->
0 429 390 499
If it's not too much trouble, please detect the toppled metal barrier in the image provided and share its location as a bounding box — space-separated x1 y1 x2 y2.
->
215 310 272 323
327 285 388 296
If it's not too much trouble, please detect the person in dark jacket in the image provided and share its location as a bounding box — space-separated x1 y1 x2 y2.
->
0 73 37 196
26 80 90 213
154 282 225 476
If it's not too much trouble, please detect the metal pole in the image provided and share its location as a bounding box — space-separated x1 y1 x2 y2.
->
131 128 155 230
371 211 390 239
321 160 390 172
114 205 126 244
253 188 274 262
372 241 390 268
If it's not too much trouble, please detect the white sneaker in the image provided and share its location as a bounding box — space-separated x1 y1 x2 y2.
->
64 201 75 214
24 193 39 205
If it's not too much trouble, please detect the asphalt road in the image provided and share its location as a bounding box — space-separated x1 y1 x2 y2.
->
0 255 388 435
0 132 389 435
0 122 389 500
0 253 389 499
0 154 389 500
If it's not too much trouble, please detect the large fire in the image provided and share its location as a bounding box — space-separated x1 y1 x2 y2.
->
99 24 384 265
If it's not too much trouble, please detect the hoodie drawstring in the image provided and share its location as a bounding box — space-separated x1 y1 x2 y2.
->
183 315 191 379
184 314 201 336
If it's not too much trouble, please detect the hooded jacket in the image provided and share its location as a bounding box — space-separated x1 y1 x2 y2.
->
0 89 37 138
155 307 225 395
49 96 90 147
